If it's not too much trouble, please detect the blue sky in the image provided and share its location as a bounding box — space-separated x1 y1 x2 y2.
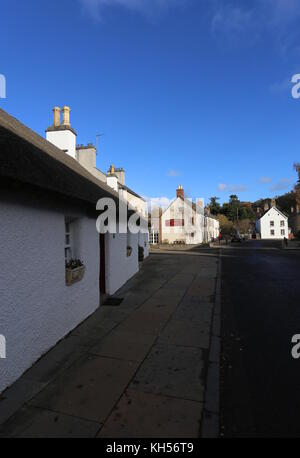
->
1 0 300 204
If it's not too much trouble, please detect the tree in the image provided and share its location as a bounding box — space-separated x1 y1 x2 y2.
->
236 218 252 234
229 195 239 203
209 197 221 215
217 214 234 236
276 192 296 216
226 195 240 221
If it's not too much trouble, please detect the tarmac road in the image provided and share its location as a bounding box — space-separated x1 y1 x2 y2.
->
220 240 300 437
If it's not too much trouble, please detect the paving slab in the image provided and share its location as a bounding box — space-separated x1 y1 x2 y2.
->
0 406 100 438
187 278 216 298
158 319 210 349
131 343 205 402
71 318 119 342
90 330 156 362
115 291 154 312
139 295 182 314
30 355 139 423
174 300 213 324
163 273 195 291
98 389 202 438
0 378 46 425
117 310 171 335
197 267 218 279
22 347 82 384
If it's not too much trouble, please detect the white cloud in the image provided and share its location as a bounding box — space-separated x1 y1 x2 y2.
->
259 176 273 184
270 77 292 94
270 178 292 192
79 0 186 21
211 3 255 37
167 169 181 177
210 0 300 52
218 183 227 192
218 183 248 193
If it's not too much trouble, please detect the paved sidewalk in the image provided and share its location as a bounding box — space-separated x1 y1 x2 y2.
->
0 252 220 438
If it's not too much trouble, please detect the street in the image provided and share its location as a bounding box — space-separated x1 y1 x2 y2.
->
221 240 300 437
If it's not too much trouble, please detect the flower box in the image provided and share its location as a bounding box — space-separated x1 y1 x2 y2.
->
66 265 86 286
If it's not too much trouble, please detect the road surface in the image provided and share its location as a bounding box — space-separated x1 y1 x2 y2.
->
221 240 300 437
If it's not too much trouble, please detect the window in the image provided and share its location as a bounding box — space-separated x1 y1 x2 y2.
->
65 220 72 262
149 231 159 245
270 221 274 227
165 219 184 227
270 230 275 236
280 221 285 227
281 229 285 236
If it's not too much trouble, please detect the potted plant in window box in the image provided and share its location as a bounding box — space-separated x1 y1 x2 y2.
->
65 259 85 286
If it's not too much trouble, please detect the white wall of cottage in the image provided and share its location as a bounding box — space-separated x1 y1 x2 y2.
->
105 229 139 295
256 207 288 239
0 199 100 394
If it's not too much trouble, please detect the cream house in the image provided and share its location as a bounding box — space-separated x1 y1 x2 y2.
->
160 186 219 245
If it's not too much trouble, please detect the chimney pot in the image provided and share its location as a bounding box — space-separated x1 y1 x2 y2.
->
176 185 184 199
53 106 61 127
62 106 71 126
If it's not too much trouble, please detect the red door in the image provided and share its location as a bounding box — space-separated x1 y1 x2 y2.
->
99 234 106 295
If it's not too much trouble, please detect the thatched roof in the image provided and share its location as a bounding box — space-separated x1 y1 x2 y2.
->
0 108 120 207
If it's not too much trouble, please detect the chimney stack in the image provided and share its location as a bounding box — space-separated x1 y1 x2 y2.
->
62 106 71 127
53 106 61 127
46 106 76 159
176 185 184 199
109 164 115 175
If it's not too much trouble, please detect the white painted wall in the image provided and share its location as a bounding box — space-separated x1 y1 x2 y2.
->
46 129 76 159
105 229 139 295
0 200 99 393
257 207 288 239
206 216 220 242
107 176 119 192
139 232 149 258
126 192 148 219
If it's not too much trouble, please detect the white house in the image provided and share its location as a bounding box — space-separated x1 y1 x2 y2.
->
160 186 219 245
48 107 149 259
46 106 149 260
256 206 289 240
0 107 147 394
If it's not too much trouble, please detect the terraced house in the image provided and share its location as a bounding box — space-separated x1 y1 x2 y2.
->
0 107 148 394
